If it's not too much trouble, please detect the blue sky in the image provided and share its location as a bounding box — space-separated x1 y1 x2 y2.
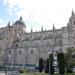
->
0 0 75 32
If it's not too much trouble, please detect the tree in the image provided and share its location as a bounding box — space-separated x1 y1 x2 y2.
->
45 58 49 73
57 53 65 75
39 58 44 72
50 54 54 75
45 54 54 75
65 47 75 73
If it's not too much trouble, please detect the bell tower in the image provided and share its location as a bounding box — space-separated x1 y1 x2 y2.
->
68 10 75 29
67 10 75 46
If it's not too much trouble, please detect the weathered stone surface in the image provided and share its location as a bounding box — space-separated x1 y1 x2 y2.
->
0 11 75 67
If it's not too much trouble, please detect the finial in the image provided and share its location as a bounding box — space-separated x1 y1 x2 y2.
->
31 28 33 33
41 26 43 31
20 16 22 20
7 22 10 26
72 9 74 16
53 24 55 30
12 22 14 26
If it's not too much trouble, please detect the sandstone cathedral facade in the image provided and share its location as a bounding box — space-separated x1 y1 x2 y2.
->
0 11 75 68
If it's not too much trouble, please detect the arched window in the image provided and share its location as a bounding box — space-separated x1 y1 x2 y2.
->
74 21 75 25
25 38 29 41
19 50 22 54
31 49 33 54
15 43 18 47
8 50 11 54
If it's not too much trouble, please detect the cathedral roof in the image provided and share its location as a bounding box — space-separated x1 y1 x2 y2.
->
14 16 26 27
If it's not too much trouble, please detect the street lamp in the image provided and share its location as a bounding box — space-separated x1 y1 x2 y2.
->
48 51 51 75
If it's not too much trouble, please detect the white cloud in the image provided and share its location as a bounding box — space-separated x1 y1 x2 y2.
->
3 0 75 32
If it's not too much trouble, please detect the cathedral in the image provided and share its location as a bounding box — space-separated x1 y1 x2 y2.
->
0 11 75 69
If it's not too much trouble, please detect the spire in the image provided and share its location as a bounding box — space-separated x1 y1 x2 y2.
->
7 22 10 26
53 24 55 30
31 28 33 33
41 26 43 32
72 9 74 16
12 22 14 26
20 16 22 20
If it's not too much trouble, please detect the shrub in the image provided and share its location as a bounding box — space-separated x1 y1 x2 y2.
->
45 58 49 73
50 54 54 75
19 69 24 73
39 58 44 72
57 53 65 74
45 54 54 75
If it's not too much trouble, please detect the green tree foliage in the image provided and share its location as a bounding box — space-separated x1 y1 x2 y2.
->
45 54 54 75
45 58 49 73
50 54 54 75
57 53 65 74
0 64 6 71
66 47 75 66
19 69 24 73
65 47 75 73
39 58 44 72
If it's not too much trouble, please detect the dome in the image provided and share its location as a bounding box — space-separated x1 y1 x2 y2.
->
14 16 26 28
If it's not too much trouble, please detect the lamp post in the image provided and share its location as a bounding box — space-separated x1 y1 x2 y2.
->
48 51 51 75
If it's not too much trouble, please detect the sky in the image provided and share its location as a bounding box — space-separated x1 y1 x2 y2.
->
0 0 75 32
